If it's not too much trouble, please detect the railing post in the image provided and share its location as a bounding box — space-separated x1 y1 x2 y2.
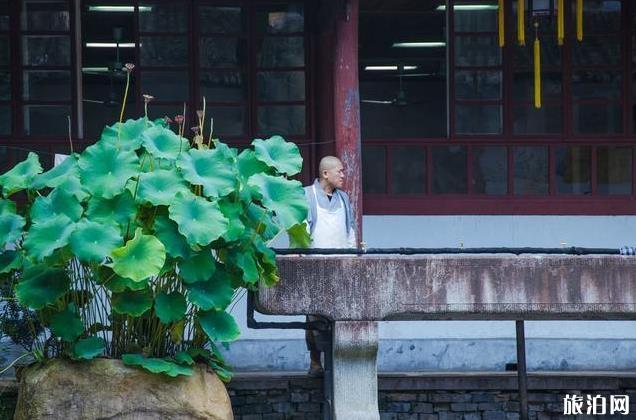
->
516 320 529 420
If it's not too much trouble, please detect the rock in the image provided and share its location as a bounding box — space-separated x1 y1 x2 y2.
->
14 358 233 420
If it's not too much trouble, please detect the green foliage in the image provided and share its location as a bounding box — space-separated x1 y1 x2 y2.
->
0 116 308 378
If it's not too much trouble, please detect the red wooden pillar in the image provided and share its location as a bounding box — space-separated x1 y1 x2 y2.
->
333 0 363 245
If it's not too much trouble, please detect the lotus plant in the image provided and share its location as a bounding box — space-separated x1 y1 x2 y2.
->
0 112 310 380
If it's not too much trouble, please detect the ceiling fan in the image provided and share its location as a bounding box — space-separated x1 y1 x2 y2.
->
82 27 128 107
361 63 432 107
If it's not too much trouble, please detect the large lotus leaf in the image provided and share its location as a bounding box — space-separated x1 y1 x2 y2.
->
0 152 43 196
228 248 259 284
178 248 216 284
237 149 269 181
288 222 311 248
198 310 240 343
96 265 148 293
30 188 83 223
136 169 190 206
0 250 22 274
247 173 308 230
177 147 236 198
100 118 148 151
78 141 140 199
70 219 123 263
174 351 195 366
154 215 190 259
31 154 78 190
186 273 233 311
23 215 75 261
72 336 105 360
246 203 280 241
168 192 229 247
155 291 186 324
141 125 189 161
111 228 166 282
0 199 15 215
86 190 136 231
122 354 193 377
55 172 89 202
50 308 84 342
218 200 245 242
0 213 25 248
111 288 153 316
252 136 302 176
15 265 70 310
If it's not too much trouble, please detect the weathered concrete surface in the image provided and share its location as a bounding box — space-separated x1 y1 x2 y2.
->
258 255 636 320
13 359 232 420
331 321 379 420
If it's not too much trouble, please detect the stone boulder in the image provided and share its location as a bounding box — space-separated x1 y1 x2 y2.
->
13 358 233 420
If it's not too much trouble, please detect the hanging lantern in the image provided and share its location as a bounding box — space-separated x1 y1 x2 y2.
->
576 0 584 42
518 0 525 46
557 0 565 46
534 21 541 109
498 0 505 47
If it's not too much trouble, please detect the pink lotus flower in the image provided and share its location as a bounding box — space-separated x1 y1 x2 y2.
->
174 115 184 124
196 110 204 119
164 116 173 124
191 126 200 134
123 63 135 72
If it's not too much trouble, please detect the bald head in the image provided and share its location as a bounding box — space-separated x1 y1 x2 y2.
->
319 156 342 175
318 156 345 191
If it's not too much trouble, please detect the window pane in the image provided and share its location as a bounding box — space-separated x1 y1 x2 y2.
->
208 106 246 137
23 70 70 101
22 35 70 66
455 36 501 66
513 104 562 135
141 71 188 101
0 71 9 100
199 6 243 34
514 146 548 195
140 36 187 67
455 104 501 135
573 103 622 134
455 70 501 100
391 146 425 194
582 0 621 34
257 37 304 68
22 1 69 31
200 38 245 68
573 36 620 66
432 146 467 194
597 146 632 195
473 146 507 195
513 72 561 101
0 36 8 66
0 1 8 31
139 3 186 33
514 37 561 67
257 105 305 136
24 105 71 136
556 146 592 194
362 146 386 194
572 71 621 100
0 104 10 135
257 71 305 102
453 0 497 32
200 72 246 102
256 4 304 34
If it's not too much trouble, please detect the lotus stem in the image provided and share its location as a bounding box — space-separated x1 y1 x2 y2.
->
0 352 33 375
67 115 74 154
119 70 131 141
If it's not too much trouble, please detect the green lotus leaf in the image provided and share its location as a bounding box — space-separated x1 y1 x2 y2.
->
198 310 240 343
78 141 140 199
288 222 311 248
50 307 84 342
23 215 75 261
0 152 43 196
30 188 83 223
178 248 216 284
141 125 189 161
155 291 186 324
177 147 236 198
247 173 308 229
111 228 166 282
0 250 22 274
15 265 70 310
0 213 25 248
209 360 233 383
111 288 153 316
237 149 269 181
70 219 123 263
218 200 245 242
31 154 78 190
55 172 89 202
136 169 190 206
72 336 105 360
96 266 148 293
228 248 259 284
246 204 280 241
174 351 194 366
0 199 16 215
154 215 191 259
252 136 302 176
86 190 136 232
168 192 229 247
100 118 148 151
187 273 233 311
122 354 193 377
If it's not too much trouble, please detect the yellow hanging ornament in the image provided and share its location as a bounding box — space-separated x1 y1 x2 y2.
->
498 0 505 47
517 0 525 46
534 21 541 109
557 0 565 46
576 0 584 42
